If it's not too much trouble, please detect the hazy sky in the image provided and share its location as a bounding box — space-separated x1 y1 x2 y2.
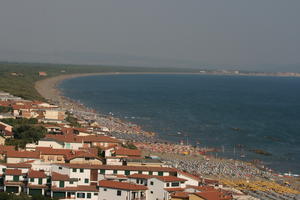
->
1 0 300 71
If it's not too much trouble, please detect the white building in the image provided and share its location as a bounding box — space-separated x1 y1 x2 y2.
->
98 180 147 200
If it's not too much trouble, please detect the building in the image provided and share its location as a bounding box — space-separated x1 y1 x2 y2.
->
26 170 48 196
6 150 41 163
98 180 147 200
4 169 25 194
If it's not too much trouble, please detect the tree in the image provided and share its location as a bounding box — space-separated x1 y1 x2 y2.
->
14 125 47 143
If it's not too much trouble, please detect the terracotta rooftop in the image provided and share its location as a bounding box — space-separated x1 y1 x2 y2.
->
115 147 141 157
58 163 177 172
194 191 233 200
128 173 186 182
7 150 40 158
28 170 47 178
0 145 15 154
186 185 215 191
28 184 47 188
5 162 32 168
171 192 189 199
177 170 202 181
99 180 148 191
45 134 120 143
67 151 101 161
51 172 70 181
6 169 22 176
154 176 186 182
128 173 154 179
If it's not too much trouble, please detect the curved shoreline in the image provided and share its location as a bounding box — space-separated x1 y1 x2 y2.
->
35 72 187 136
35 72 200 103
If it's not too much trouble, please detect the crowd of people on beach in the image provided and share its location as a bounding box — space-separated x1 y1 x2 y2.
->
163 155 274 179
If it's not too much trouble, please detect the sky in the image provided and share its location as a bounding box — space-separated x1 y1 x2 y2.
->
0 0 300 71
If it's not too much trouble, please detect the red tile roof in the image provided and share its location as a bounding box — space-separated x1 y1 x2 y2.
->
155 176 186 182
128 174 186 182
171 192 189 199
177 170 202 182
128 174 154 179
28 170 47 178
51 172 70 181
45 134 120 143
6 169 22 175
59 163 177 172
7 150 40 158
0 145 15 154
28 184 47 188
5 162 32 168
4 181 24 186
68 151 101 161
186 185 215 191
52 185 98 192
115 147 141 157
99 180 147 191
194 191 233 200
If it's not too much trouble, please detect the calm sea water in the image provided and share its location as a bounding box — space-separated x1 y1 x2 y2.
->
60 74 300 174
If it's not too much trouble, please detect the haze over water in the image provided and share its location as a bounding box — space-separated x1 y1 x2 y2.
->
60 74 300 174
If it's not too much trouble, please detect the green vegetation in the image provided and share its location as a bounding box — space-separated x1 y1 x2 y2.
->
0 62 197 101
122 142 138 150
0 105 12 113
65 112 81 127
0 192 55 200
0 118 38 126
1 118 47 149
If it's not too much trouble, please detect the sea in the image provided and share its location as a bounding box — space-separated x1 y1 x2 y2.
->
59 74 300 174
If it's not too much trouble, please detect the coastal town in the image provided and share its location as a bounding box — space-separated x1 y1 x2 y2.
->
0 86 299 200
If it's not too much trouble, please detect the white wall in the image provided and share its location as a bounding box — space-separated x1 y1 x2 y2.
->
147 178 169 200
38 140 63 149
177 172 199 186
98 187 130 200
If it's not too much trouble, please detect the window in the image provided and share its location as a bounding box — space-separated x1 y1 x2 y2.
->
94 193 98 196
171 182 180 187
80 169 84 173
117 190 122 196
113 170 117 174
150 191 153 194
59 181 64 188
150 181 154 185
13 175 19 182
136 179 139 184
87 193 91 198
69 180 74 184
138 171 142 174
2 168 6 172
166 183 170 187
72 168 77 172
77 193 85 198
100 169 105 174
38 178 43 185
148 171 153 175
84 178 89 183
125 170 130 175
58 167 62 170
30 178 34 182
158 171 163 176
104 188 107 191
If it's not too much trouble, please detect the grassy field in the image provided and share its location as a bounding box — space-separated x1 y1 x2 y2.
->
0 62 197 101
